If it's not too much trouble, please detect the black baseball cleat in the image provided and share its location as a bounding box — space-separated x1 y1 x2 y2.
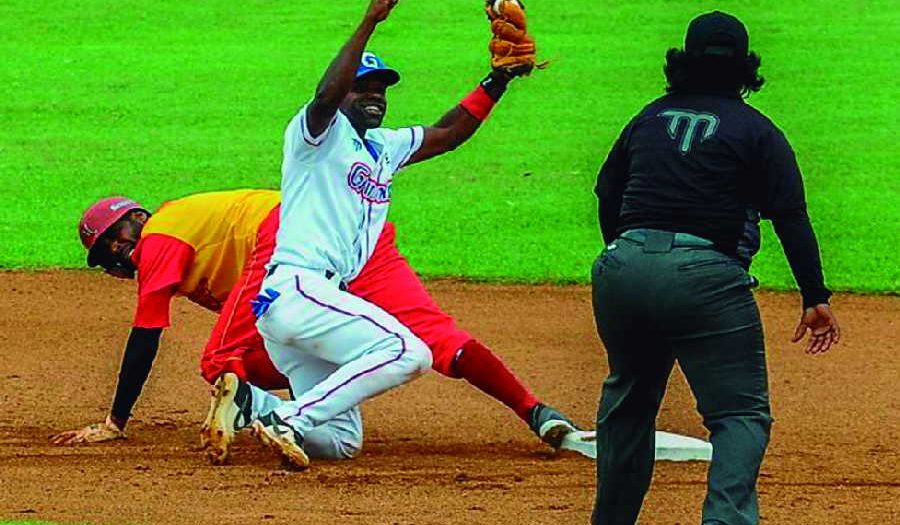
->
528 403 580 450
251 411 310 470
202 372 252 465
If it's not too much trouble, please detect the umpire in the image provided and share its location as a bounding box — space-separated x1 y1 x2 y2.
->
591 11 840 525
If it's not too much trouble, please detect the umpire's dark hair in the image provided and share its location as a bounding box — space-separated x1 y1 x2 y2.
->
664 48 765 97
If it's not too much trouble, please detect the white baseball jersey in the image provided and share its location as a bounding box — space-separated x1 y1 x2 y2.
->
271 103 423 281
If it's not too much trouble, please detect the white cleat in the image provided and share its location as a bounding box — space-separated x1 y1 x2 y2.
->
251 412 310 471
204 373 252 465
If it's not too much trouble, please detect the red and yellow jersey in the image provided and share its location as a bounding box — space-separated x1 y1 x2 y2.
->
131 189 280 328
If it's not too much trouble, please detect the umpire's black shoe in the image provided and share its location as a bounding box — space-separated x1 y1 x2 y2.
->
252 411 309 470
203 372 253 465
528 403 579 449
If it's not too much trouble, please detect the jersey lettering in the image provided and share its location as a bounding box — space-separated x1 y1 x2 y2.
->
658 109 720 154
347 162 390 203
274 104 422 281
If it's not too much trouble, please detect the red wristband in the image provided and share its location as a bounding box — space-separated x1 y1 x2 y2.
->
460 85 496 121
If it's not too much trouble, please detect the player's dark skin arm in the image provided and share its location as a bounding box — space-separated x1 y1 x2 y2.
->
406 108 482 165
307 0 399 137
407 107 482 165
407 70 515 166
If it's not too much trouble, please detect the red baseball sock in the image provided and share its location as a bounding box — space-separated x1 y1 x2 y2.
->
452 339 539 422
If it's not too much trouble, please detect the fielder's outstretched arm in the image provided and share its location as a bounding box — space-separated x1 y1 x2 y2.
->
406 70 517 166
406 0 539 166
307 0 399 137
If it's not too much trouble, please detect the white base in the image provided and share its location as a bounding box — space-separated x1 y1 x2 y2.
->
559 430 712 462
653 431 713 462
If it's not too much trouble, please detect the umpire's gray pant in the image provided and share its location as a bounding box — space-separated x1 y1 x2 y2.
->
591 229 772 525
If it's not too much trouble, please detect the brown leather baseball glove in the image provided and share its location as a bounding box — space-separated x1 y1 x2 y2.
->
485 0 546 76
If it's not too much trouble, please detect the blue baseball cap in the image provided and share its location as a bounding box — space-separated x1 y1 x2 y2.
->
356 51 400 86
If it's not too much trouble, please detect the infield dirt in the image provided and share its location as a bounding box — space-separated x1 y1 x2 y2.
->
1 271 897 524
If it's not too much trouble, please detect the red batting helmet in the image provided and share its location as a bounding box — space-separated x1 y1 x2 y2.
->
78 196 145 267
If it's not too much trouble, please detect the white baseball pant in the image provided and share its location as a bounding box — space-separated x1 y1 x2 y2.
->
254 266 432 458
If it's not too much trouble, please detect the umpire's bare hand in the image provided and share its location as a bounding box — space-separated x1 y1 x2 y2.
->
792 303 841 354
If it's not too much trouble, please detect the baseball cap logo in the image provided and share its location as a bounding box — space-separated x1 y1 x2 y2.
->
361 52 381 68
109 200 133 211
355 51 399 85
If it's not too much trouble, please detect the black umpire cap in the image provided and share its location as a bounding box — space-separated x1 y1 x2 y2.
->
685 11 749 59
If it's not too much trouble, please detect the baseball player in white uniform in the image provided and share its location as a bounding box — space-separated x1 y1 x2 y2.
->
239 0 530 469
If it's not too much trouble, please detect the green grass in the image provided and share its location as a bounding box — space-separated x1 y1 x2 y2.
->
1 1 897 293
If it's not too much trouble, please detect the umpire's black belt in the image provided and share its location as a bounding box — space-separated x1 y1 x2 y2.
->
619 229 715 253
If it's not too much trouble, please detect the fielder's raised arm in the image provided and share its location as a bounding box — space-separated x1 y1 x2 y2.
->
306 0 400 137
406 0 541 165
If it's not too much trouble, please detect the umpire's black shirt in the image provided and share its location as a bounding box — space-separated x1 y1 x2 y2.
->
595 91 831 308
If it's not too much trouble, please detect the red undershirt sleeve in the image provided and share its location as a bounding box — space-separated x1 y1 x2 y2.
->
132 234 195 329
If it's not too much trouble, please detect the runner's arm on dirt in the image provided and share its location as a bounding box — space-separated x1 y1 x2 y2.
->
109 327 162 429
